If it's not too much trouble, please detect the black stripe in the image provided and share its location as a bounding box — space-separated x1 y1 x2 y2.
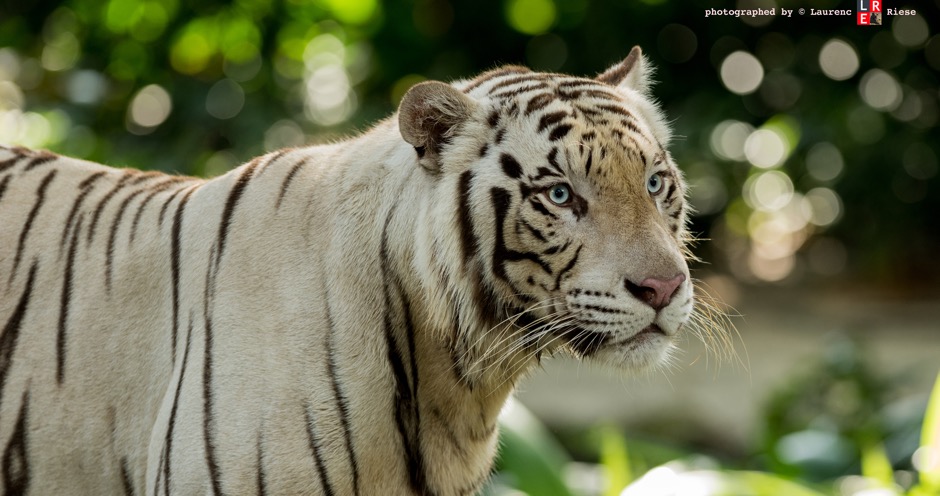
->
170 187 196 360
542 241 570 255
256 433 268 496
325 302 361 496
670 204 684 219
216 161 261 270
491 188 553 279
9 170 56 287
303 405 336 496
571 195 589 220
461 67 531 93
22 154 56 171
129 171 162 185
275 157 308 210
494 128 506 145
158 184 189 227
0 263 37 408
537 111 568 133
380 210 432 495
57 214 83 385
0 174 11 203
665 182 677 201
59 171 107 255
546 148 563 174
562 88 618 102
490 82 550 99
499 153 523 179
457 171 478 264
2 390 31 494
105 187 150 292
524 93 555 116
164 313 194 496
87 173 132 245
486 74 545 93
490 188 512 281
549 124 573 141
253 149 290 178
554 245 581 290
121 456 135 496
557 78 605 89
584 149 593 176
529 198 557 219
486 110 500 128
0 154 25 174
129 177 188 244
478 143 489 158
624 119 643 136
530 167 563 182
203 250 223 496
595 103 635 119
520 220 547 242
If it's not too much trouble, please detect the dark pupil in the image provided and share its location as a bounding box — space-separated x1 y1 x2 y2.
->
553 187 565 200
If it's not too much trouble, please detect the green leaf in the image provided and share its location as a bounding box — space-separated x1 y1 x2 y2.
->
597 425 631 496
860 442 894 488
917 371 940 491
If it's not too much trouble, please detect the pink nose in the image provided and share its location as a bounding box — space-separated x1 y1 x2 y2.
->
625 274 685 311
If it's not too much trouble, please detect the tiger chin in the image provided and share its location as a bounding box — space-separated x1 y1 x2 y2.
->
0 46 691 495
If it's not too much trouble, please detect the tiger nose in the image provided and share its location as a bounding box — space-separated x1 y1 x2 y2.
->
625 273 686 311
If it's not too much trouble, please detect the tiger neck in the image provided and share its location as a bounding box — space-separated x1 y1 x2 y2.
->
381 202 518 420
377 176 531 485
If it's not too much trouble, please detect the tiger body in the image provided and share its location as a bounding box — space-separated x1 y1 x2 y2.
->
0 47 693 495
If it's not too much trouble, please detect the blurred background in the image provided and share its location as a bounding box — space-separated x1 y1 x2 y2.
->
1 0 938 494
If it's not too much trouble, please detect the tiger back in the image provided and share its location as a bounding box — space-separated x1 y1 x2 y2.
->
0 46 695 495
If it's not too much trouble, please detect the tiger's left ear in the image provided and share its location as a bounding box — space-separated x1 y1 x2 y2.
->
399 81 477 173
596 46 652 95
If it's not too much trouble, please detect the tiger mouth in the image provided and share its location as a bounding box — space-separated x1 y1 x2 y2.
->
609 324 665 347
564 324 665 356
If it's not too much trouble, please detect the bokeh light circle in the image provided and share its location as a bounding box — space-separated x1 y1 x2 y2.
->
720 51 764 95
818 39 859 81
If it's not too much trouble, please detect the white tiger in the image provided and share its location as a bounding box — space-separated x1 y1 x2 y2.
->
0 46 694 495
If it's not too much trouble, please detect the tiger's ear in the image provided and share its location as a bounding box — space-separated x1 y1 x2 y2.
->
398 81 477 173
596 46 652 95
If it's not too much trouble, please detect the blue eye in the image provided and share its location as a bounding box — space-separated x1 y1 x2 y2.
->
647 173 664 195
547 184 572 205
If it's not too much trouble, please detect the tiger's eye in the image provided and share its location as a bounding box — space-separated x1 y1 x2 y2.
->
647 173 664 195
548 184 571 205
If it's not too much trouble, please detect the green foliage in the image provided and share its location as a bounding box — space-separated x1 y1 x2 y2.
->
494 367 940 496
493 401 573 496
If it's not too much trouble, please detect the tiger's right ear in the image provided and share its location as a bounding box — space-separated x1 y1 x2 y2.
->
596 46 652 95
398 81 477 173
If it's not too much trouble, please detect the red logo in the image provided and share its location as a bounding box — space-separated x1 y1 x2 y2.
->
857 0 883 25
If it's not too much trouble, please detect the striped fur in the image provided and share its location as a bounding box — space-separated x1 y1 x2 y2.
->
0 47 692 495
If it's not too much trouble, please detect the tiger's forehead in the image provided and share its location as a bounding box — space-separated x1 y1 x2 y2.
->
459 66 669 180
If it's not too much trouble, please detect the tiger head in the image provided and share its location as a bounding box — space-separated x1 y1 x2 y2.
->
398 47 692 379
